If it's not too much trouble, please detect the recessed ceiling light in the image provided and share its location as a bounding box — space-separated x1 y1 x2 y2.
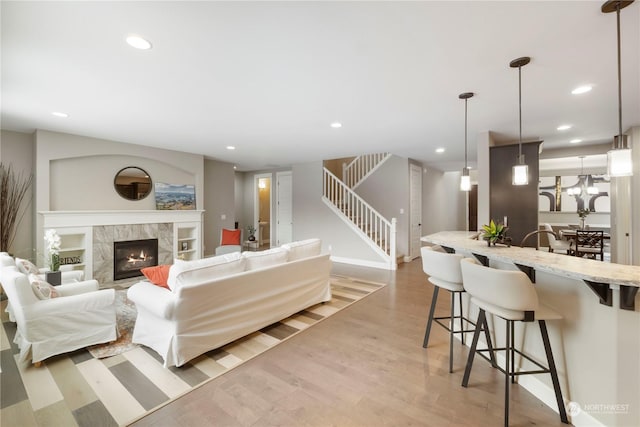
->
570 139 583 144
226 146 236 150
435 147 445 153
571 85 593 95
557 125 572 131
51 111 69 118
126 35 152 50
330 122 342 128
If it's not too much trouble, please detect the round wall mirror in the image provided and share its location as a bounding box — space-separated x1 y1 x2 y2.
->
114 166 152 200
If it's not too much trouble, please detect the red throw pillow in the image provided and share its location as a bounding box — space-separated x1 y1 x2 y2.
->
221 229 241 245
141 265 171 289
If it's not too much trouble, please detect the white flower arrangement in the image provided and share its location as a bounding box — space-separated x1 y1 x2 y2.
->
44 229 61 271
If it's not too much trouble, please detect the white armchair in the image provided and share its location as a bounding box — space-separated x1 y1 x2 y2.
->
0 265 117 365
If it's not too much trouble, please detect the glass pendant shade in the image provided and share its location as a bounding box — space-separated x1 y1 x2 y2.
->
460 169 471 191
459 92 474 192
510 56 530 186
512 163 528 186
608 147 633 176
602 1 634 177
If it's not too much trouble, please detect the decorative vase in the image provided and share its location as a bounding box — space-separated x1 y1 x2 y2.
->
579 217 585 230
45 270 62 286
248 235 256 242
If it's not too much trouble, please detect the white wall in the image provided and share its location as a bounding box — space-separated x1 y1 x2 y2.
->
476 131 493 228
631 126 640 265
34 130 204 258
0 130 35 258
203 159 236 256
421 168 466 235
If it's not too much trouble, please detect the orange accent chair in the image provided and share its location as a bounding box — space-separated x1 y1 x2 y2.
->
215 228 242 255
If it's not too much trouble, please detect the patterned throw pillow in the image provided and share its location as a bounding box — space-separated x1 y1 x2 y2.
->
15 257 40 275
29 274 60 300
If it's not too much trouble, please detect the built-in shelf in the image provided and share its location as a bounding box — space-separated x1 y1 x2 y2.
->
175 221 201 260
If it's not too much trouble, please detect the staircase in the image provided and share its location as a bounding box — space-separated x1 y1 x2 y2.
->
342 153 391 189
323 167 397 270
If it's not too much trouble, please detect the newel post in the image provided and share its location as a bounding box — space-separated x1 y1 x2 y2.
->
390 217 397 270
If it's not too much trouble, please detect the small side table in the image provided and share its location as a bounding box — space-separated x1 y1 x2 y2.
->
243 240 259 252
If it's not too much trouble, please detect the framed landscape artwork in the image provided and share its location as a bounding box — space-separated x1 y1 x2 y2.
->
154 182 196 210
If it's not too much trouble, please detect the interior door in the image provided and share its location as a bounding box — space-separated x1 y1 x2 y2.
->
409 164 422 260
276 171 293 246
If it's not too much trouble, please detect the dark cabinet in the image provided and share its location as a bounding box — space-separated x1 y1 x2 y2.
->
490 142 541 247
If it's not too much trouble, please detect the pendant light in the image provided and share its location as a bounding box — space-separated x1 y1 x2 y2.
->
459 92 474 192
510 56 531 185
568 156 600 196
603 0 634 177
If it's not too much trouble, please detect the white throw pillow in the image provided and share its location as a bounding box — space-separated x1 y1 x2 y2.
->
15 257 40 275
29 274 60 300
168 252 245 291
243 247 288 270
281 238 322 261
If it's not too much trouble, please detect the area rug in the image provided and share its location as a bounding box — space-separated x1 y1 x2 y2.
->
88 290 138 359
0 275 386 427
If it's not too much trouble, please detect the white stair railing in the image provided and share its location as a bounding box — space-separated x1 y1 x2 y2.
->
323 167 396 268
342 153 391 189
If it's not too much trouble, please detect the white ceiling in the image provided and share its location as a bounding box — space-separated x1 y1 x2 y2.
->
2 1 639 172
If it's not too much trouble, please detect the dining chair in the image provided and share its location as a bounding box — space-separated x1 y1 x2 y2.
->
574 230 604 261
543 224 573 255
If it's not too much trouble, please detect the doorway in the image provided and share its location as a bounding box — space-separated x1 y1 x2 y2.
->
276 171 293 246
254 174 272 248
409 164 422 260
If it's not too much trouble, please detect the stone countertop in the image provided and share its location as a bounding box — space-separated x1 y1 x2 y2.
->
421 231 640 288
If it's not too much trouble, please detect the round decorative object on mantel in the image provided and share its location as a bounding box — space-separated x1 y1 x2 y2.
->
248 235 256 242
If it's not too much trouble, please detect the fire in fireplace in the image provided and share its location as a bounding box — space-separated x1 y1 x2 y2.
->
113 238 159 280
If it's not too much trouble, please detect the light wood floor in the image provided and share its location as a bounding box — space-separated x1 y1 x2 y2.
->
132 259 569 427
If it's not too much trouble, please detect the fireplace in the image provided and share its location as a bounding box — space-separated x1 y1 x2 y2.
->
113 239 158 280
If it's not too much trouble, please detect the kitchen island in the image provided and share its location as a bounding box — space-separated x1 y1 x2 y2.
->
421 231 640 427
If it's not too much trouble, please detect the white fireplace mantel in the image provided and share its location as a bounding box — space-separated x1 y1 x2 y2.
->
40 210 204 228
39 210 204 282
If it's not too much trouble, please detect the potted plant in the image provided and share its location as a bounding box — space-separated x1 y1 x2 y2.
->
44 229 62 285
481 220 509 246
246 225 256 242
577 208 590 230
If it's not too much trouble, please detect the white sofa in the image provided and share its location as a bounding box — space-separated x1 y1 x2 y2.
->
0 254 117 364
128 238 332 368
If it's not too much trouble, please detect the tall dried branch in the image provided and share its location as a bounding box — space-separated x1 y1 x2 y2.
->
0 162 33 252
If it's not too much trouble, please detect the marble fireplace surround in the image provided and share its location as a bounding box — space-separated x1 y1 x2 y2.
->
94 223 172 284
40 210 203 284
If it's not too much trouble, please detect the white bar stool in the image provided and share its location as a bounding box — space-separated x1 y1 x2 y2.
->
421 246 487 373
459 258 569 426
